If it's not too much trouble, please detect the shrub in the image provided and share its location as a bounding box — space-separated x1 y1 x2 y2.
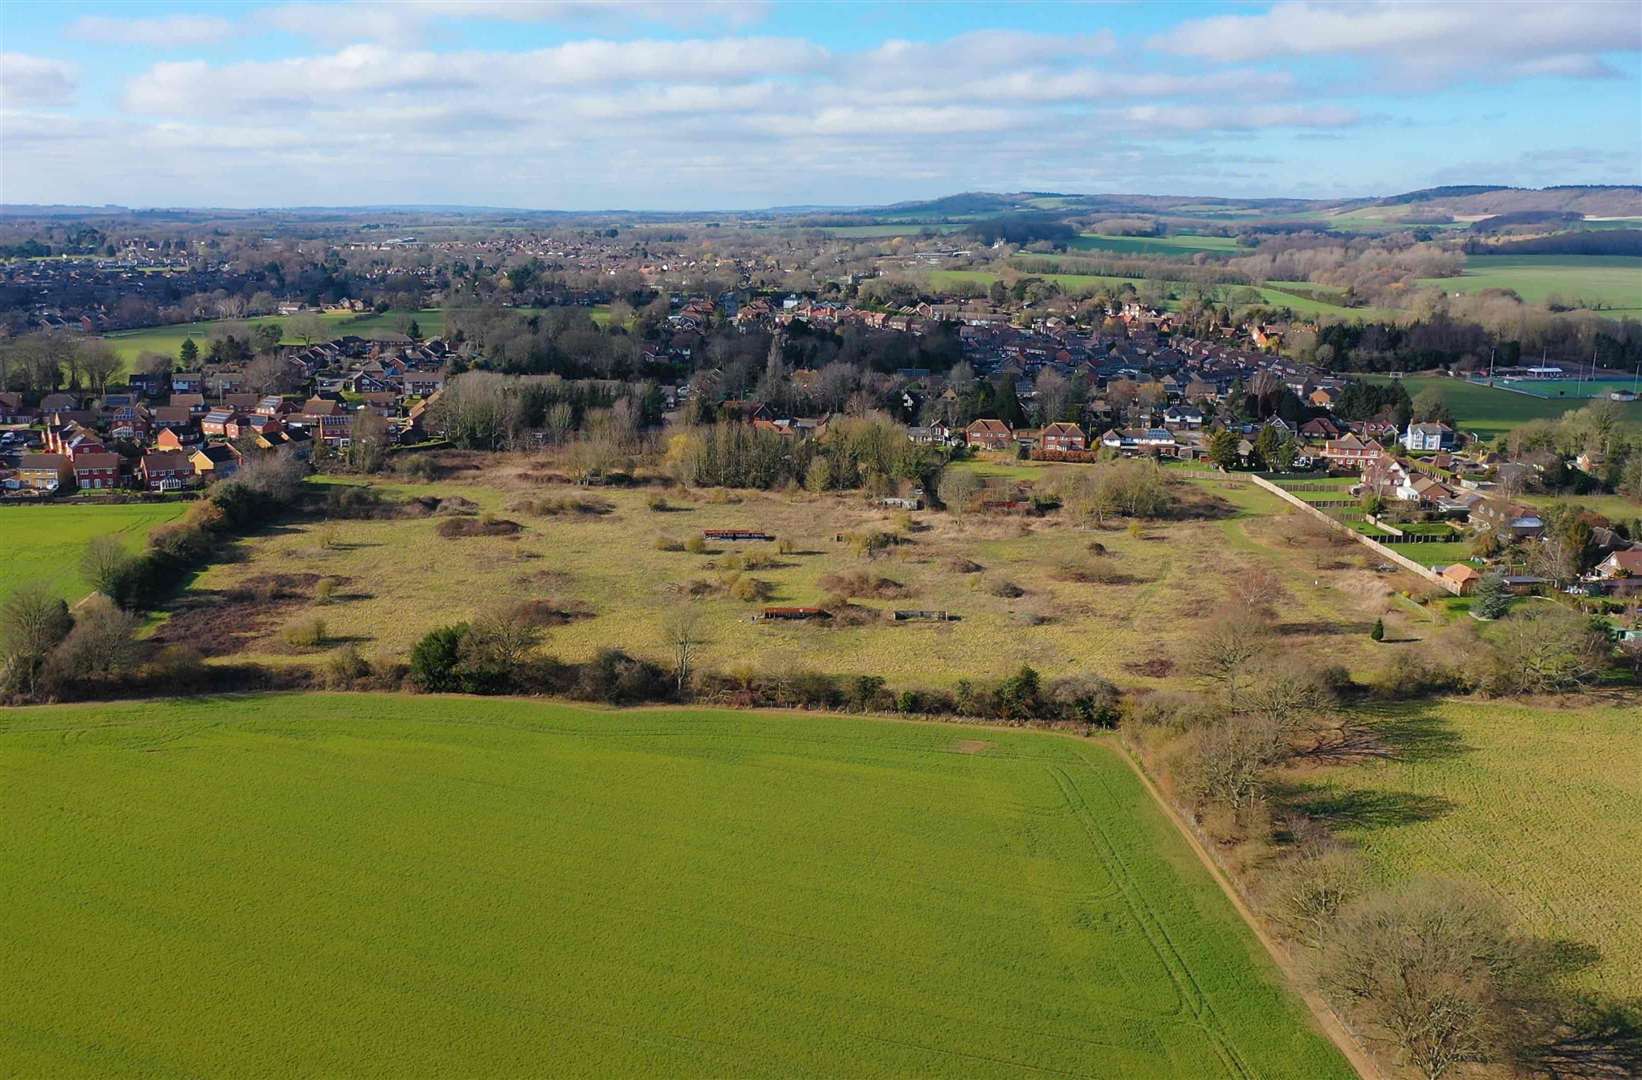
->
574 649 670 704
410 624 469 692
816 570 908 599
684 535 707 554
314 577 338 604
324 644 371 688
647 495 671 511
986 578 1025 599
655 536 685 552
282 618 328 649
435 515 522 538
730 576 774 603
1370 617 1385 642
1046 674 1121 728
776 537 795 555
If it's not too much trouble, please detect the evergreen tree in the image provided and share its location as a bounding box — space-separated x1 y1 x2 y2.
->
1208 428 1240 471
1473 572 1511 620
407 319 421 341
1370 617 1385 642
178 337 198 367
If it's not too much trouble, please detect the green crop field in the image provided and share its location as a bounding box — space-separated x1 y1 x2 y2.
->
0 501 187 603
1300 699 1642 997
1068 233 1242 257
0 694 1351 1078
1416 255 1642 315
1367 375 1642 441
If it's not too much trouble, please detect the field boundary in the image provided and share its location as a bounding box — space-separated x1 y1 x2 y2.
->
1113 741 1382 1080
1251 475 1463 594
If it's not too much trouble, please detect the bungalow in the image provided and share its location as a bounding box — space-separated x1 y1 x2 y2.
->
1403 421 1456 452
139 451 196 491
16 452 72 491
71 452 122 491
965 418 1013 451
1040 421 1087 453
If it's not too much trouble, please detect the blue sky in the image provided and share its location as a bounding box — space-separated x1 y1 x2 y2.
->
2 1 1639 210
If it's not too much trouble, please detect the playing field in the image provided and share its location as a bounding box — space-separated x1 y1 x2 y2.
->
1368 375 1642 441
1416 254 1642 316
0 501 187 603
1298 699 1642 997
0 694 1352 1078
100 308 447 367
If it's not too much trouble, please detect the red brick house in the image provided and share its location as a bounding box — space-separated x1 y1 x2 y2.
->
1040 421 1087 453
139 451 196 491
71 452 122 491
965 418 1013 450
1320 433 1384 469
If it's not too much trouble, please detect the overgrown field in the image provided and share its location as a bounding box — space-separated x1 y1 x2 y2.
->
1295 699 1642 997
1416 254 1642 315
0 501 188 603
0 694 1351 1078
169 462 1407 686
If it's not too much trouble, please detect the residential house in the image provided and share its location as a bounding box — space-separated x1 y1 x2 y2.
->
1471 500 1545 540
16 453 71 491
71 452 122 491
190 443 242 482
1440 563 1482 594
139 451 196 491
1403 421 1456 452
1321 433 1384 469
1594 549 1642 580
965 418 1013 450
1040 422 1087 452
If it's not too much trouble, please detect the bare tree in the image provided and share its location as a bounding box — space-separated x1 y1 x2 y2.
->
663 605 708 696
1186 614 1270 711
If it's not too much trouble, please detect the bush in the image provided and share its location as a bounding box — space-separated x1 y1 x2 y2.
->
1046 674 1121 728
314 577 338 604
986 578 1025 599
729 576 774 603
1370 617 1385 642
776 537 795 555
324 644 371 688
655 536 685 552
410 624 469 692
817 570 908 599
647 494 671 511
435 515 523 538
684 535 707 554
574 649 670 704
282 618 328 649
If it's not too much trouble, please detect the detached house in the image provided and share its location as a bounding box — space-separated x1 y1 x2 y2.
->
1040 421 1087 453
1403 421 1456 452
139 451 195 491
16 453 71 491
1321 433 1384 469
965 418 1013 451
71 452 122 491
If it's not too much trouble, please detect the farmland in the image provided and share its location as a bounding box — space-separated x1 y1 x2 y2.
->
1416 254 1642 315
169 462 1410 687
99 309 443 366
1067 233 1243 257
0 501 187 603
1296 699 1642 997
0 693 1352 1078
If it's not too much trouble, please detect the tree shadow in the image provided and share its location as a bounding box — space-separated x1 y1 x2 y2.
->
1272 782 1456 831
1300 704 1471 767
1525 992 1642 1080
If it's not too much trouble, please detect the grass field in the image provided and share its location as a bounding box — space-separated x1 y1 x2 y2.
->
1298 699 1642 997
100 309 446 367
174 465 1402 687
1493 377 1642 400
925 268 1396 322
816 223 969 237
1416 255 1642 315
0 501 187 603
1067 233 1242 257
0 693 1352 1078
1368 375 1642 442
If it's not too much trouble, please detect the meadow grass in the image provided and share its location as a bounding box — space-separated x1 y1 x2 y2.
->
183 468 1400 686
1296 698 1642 997
1417 254 1642 315
0 500 188 603
99 309 445 368
0 693 1352 1079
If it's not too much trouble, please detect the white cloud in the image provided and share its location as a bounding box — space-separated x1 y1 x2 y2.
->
1158 1 1641 82
259 0 768 46
1117 103 1360 132
0 53 78 107
67 14 233 47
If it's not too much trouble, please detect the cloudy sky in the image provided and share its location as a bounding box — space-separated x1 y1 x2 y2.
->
2 0 1639 210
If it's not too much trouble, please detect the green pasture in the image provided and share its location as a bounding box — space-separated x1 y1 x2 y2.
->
0 501 187 603
1301 699 1642 997
1417 255 1642 315
1368 375 1642 441
0 694 1350 1078
1068 233 1242 257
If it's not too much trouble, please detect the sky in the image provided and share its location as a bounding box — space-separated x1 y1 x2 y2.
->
1 0 1640 211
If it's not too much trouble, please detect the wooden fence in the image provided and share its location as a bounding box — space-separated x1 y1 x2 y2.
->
1251 475 1462 595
